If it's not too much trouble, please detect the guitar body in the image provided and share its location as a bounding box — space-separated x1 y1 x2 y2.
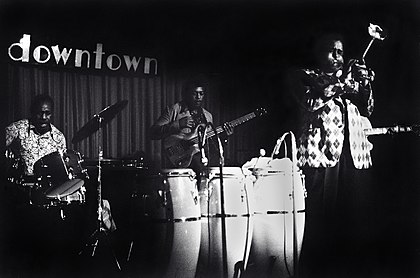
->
164 128 201 168
360 116 374 150
163 108 268 167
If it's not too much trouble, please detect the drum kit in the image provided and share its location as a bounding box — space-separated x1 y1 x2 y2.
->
6 99 307 277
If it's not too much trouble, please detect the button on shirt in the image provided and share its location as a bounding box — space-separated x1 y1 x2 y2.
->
6 119 66 175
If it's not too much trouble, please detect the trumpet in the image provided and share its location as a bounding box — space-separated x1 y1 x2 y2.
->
344 23 386 84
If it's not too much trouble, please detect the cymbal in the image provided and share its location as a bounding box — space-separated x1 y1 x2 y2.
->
72 100 128 144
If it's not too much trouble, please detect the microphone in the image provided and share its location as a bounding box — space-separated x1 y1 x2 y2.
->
201 148 208 166
216 133 224 166
206 122 224 166
270 138 282 159
198 125 208 166
251 148 266 172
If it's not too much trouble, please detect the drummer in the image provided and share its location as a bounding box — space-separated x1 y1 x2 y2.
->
6 94 66 176
4 94 76 276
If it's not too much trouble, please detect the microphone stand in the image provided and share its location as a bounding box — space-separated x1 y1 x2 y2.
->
207 122 228 278
271 133 299 277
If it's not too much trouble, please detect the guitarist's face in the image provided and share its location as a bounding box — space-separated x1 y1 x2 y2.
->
186 86 205 109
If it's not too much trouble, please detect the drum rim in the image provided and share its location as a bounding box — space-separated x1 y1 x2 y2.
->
160 168 196 176
44 178 85 198
206 166 244 176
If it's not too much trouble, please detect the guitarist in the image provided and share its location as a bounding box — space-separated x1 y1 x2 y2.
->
150 79 234 182
289 33 376 277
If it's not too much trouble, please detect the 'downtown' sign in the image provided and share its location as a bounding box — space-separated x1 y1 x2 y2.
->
8 34 158 75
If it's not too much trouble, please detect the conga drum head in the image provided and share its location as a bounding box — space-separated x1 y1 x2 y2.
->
45 179 84 199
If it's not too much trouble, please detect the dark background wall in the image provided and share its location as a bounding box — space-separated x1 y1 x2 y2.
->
1 0 419 276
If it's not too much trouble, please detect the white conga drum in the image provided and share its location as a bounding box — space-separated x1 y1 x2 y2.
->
197 167 254 278
128 168 201 278
244 157 306 277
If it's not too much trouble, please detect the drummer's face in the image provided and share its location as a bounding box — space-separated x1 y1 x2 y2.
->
33 101 52 134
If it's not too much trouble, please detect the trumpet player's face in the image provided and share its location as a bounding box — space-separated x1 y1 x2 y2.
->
319 40 344 73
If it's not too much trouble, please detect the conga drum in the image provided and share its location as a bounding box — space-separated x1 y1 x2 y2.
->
244 158 306 277
196 167 254 278
128 168 201 277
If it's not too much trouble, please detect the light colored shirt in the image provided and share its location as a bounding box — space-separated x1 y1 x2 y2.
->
150 101 213 140
6 119 67 175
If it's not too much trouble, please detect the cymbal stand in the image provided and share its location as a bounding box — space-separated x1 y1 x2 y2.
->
207 122 228 278
79 115 121 271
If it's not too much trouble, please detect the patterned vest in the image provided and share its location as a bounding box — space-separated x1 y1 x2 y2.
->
296 69 373 169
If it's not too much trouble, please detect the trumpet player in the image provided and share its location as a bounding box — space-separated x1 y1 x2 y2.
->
289 32 377 277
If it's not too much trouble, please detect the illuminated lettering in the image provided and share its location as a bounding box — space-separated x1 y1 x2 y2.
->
106 54 122 70
51 45 72 65
8 34 31 62
144 57 158 74
33 45 51 63
123 55 142 71
94 43 105 69
75 49 91 68
8 34 158 75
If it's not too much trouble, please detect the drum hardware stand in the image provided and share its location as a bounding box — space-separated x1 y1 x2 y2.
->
272 132 300 277
126 189 142 263
78 115 121 271
207 122 229 278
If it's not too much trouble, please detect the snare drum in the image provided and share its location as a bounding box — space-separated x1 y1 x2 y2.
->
128 168 201 278
44 179 86 207
196 167 254 278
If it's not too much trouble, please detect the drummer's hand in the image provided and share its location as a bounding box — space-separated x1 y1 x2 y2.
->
179 116 194 129
223 122 234 136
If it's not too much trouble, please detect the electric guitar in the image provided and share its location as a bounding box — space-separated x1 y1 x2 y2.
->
364 125 420 137
164 108 267 167
362 116 420 137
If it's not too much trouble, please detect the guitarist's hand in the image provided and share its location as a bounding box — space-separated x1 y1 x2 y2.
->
223 122 234 136
179 116 194 129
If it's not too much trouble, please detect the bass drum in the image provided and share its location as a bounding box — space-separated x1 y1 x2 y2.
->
196 167 254 278
127 168 201 278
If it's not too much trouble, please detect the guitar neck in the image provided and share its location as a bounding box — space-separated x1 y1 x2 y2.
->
191 112 257 143
364 126 413 136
